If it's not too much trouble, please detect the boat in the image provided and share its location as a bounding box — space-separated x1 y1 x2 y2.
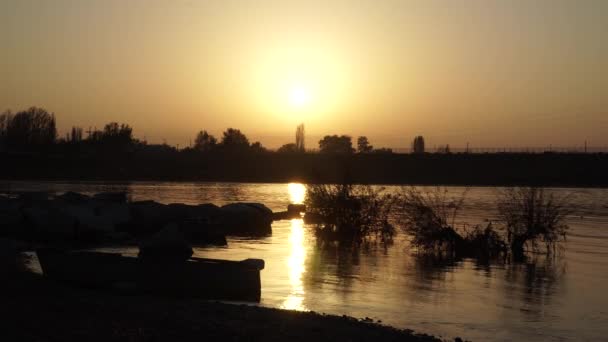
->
36 248 265 302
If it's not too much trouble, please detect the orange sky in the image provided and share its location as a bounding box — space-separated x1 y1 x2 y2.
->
2 0 607 149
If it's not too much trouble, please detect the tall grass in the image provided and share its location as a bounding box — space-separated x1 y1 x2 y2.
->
394 186 469 253
496 187 570 257
304 184 395 243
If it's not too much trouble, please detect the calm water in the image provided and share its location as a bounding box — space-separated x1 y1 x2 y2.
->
2 181 608 341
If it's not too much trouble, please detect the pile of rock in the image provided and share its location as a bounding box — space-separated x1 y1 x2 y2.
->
0 192 274 245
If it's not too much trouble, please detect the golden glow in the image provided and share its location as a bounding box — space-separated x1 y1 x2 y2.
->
281 218 307 311
288 183 306 204
288 85 312 109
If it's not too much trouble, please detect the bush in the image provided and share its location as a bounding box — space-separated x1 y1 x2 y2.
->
395 186 509 258
497 187 570 258
304 183 394 243
395 186 468 252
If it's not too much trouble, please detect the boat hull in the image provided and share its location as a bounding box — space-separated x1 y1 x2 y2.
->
37 248 263 302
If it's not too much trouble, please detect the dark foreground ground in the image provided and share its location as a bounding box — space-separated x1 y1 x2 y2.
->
0 270 448 342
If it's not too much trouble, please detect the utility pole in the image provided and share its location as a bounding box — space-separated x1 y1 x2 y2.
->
585 140 588 153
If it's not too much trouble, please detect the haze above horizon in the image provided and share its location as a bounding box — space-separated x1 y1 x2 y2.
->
2 0 607 148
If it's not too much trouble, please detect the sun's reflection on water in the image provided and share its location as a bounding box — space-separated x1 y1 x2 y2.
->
282 218 307 311
288 183 306 205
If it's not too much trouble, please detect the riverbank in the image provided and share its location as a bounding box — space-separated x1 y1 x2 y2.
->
2 151 608 187
1 271 448 342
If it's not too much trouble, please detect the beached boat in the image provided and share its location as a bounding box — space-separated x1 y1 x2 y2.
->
36 248 265 302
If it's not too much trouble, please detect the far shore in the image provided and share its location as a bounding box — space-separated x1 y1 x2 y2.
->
2 152 608 187
1 270 451 342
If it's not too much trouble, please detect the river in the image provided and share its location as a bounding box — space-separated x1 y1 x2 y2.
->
2 181 607 341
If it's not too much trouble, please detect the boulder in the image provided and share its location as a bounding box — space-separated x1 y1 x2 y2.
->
22 205 76 239
55 191 90 204
0 238 21 273
123 201 223 237
0 198 25 237
93 192 127 203
123 201 169 235
60 202 129 236
138 224 193 262
287 204 306 214
219 203 273 236
17 192 50 203
180 219 227 246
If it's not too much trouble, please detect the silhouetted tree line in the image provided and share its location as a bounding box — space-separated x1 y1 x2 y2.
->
2 106 607 186
0 107 57 149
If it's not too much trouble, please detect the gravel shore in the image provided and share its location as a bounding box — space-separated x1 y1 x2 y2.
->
1 271 448 342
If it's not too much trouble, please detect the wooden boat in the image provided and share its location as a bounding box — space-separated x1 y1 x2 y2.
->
36 248 264 302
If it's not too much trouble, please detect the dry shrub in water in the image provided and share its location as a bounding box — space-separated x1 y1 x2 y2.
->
497 187 570 257
395 186 508 258
304 184 394 242
395 186 469 252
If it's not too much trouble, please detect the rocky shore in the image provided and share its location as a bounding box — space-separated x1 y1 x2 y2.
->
0 191 276 245
1 271 446 342
0 192 463 341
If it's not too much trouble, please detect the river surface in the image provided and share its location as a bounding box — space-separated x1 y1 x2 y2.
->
2 181 608 341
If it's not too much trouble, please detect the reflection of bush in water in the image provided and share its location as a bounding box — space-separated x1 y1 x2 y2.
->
305 184 395 243
503 255 566 319
304 238 390 290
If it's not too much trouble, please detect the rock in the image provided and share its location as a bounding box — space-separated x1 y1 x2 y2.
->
124 201 169 235
272 210 301 221
180 219 227 246
17 192 49 203
0 238 22 274
62 201 131 237
220 203 273 236
22 205 76 239
287 204 306 214
138 224 193 261
125 201 223 237
93 192 127 203
55 192 90 203
0 197 25 237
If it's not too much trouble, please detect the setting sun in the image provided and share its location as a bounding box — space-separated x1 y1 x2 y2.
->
288 85 312 109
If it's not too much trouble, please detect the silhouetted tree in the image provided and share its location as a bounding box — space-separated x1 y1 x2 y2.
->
101 122 133 147
0 110 11 145
5 107 57 147
296 123 305 152
194 130 217 152
412 136 425 154
357 136 373 153
221 128 250 150
250 141 266 153
69 126 83 143
278 143 298 153
319 135 354 154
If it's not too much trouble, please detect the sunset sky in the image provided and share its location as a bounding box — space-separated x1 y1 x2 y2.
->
2 0 607 149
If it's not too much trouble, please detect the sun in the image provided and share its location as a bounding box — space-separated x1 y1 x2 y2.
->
288 85 311 109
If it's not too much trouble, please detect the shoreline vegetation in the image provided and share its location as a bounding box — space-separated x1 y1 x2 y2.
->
1 106 607 187
305 184 572 262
